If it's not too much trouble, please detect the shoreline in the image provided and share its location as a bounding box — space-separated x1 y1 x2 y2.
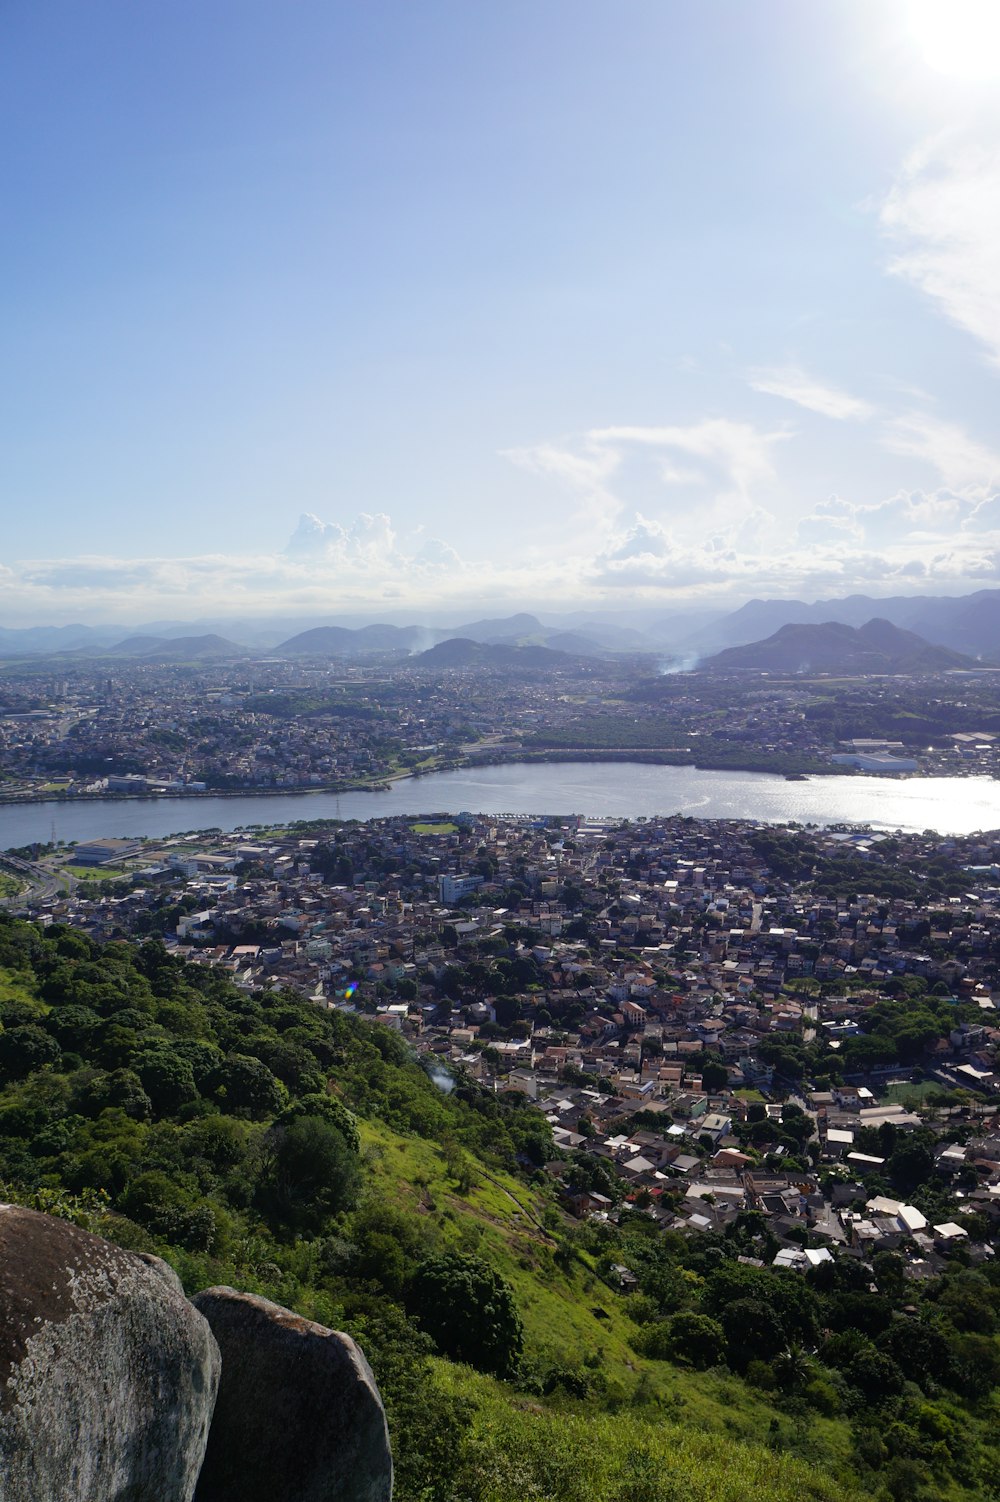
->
0 747 989 810
0 777 402 809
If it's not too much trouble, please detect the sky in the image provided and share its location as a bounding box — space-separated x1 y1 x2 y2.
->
2 0 1000 624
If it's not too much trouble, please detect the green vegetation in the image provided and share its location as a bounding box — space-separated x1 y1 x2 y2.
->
747 828 971 901
436 1368 862 1502
803 688 1000 746
0 914 998 1501
244 691 384 720
411 821 459 835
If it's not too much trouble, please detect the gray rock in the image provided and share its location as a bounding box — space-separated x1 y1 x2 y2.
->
137 1250 188 1297
0 1204 220 1502
192 1287 392 1502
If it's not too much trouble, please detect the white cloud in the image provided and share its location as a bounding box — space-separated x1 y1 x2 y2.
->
964 493 1000 532
588 419 785 497
7 449 1000 627
749 365 875 421
4 517 1000 623
285 510 398 562
880 134 1000 367
795 496 863 546
502 417 788 564
796 488 987 551
882 414 1000 495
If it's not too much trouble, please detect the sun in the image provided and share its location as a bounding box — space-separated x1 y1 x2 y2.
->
909 0 1000 79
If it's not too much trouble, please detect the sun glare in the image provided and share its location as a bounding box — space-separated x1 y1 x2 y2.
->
909 0 1000 79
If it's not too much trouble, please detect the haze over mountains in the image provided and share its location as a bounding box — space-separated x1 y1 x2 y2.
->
677 589 1000 661
1 587 999 665
701 619 977 675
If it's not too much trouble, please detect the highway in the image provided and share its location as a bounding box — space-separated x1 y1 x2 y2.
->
0 853 77 908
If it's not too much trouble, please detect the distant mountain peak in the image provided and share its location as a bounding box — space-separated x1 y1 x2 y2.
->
701 618 975 674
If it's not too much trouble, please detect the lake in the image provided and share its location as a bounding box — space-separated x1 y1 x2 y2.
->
2 762 1000 849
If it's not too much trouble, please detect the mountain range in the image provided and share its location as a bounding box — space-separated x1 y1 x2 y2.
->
700 618 977 675
675 588 1000 662
1 586 1000 663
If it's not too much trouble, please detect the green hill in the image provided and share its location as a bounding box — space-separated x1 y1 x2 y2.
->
0 914 996 1501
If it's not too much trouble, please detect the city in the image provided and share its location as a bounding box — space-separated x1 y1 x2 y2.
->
8 806 1000 1277
2 648 1000 809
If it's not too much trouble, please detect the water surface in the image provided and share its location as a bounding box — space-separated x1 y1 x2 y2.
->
3 763 999 849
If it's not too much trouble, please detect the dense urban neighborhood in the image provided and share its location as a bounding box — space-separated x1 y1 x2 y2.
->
9 808 1000 1280
2 645 1000 806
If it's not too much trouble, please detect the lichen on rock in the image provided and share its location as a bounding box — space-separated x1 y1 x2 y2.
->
0 1205 220 1502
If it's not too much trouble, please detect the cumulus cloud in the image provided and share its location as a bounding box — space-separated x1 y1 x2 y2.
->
0 512 485 624
587 518 1000 595
749 365 875 421
964 493 1000 532
495 411 1000 602
795 487 996 551
285 511 398 562
880 134 1000 367
795 496 863 546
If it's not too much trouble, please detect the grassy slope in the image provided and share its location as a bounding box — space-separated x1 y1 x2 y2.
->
435 1368 861 1502
360 1120 866 1501
0 965 43 1010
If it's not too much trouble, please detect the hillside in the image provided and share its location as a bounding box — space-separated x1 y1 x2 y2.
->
0 915 996 1501
276 623 429 655
701 619 975 675
412 637 577 669
107 633 248 660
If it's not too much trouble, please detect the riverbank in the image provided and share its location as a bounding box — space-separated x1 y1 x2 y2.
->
3 762 1000 848
0 775 399 808
467 747 842 777
0 749 833 811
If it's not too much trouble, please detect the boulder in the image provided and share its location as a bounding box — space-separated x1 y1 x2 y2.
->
0 1204 220 1502
192 1287 392 1502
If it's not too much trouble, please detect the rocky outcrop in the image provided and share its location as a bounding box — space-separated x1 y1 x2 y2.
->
192 1287 393 1502
0 1203 221 1502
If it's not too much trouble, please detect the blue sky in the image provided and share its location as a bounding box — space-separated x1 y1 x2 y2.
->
2 0 1000 622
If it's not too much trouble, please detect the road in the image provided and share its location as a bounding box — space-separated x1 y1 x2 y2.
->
0 853 77 908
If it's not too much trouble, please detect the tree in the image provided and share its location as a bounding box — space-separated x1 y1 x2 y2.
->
0 1025 60 1080
119 1170 217 1251
879 1319 951 1388
720 1298 785 1370
872 1250 907 1301
849 1347 905 1403
134 1048 198 1115
700 1058 728 1092
277 1092 360 1153
211 1053 286 1117
662 1311 726 1368
887 1138 935 1195
259 1116 362 1232
407 1253 523 1376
